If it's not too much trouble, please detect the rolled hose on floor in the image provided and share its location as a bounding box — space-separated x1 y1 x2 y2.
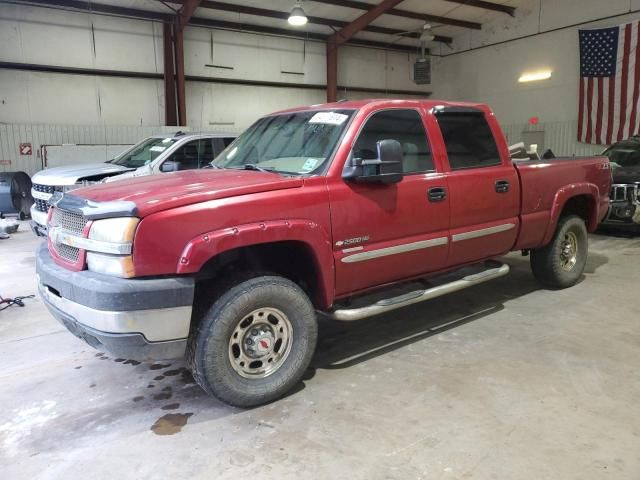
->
0 171 34 219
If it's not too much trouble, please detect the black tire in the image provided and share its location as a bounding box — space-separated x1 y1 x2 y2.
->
530 215 588 289
188 275 318 407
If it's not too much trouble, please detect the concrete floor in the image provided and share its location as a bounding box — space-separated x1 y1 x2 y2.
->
1 220 639 480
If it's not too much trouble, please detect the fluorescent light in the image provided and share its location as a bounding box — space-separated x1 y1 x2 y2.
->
518 70 552 83
288 4 308 26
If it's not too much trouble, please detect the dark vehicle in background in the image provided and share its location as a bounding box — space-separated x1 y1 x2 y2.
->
602 136 640 226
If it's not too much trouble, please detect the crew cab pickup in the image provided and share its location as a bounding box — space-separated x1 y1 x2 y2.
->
36 99 611 407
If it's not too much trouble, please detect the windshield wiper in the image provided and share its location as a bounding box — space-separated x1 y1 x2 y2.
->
239 164 278 173
202 163 223 169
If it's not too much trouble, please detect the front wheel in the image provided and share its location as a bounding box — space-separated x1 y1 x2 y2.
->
530 215 588 289
188 275 318 407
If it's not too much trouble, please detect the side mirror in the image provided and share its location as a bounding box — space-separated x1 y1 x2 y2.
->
343 139 403 184
160 160 181 172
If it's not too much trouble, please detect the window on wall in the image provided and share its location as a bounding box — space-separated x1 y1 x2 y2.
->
353 109 434 173
435 112 501 170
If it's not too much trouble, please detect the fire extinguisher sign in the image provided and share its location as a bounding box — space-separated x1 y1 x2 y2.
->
20 143 32 155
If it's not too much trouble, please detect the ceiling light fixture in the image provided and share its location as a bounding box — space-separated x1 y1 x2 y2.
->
518 70 552 83
288 2 308 26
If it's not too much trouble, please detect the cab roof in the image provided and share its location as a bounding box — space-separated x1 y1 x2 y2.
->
272 98 492 115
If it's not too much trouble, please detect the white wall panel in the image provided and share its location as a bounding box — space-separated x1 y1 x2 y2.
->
97 77 164 126
91 15 161 73
0 5 93 67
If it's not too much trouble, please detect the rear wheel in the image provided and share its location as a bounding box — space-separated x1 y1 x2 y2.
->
188 275 317 407
530 215 588 289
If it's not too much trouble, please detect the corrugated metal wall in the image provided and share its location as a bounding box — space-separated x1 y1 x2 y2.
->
501 120 606 157
0 123 243 175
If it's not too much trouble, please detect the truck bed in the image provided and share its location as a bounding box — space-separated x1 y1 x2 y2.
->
513 156 611 250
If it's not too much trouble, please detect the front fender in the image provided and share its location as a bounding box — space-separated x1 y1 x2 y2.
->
176 219 334 308
541 183 600 245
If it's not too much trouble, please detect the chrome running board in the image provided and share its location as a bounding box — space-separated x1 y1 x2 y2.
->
327 263 510 322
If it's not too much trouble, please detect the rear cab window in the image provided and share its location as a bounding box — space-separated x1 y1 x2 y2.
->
434 110 501 170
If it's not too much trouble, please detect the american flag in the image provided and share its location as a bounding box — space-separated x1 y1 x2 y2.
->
578 21 640 144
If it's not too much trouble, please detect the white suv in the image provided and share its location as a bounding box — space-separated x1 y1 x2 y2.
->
30 132 236 235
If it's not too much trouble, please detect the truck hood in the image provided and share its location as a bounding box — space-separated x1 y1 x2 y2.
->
32 163 133 186
612 165 640 184
71 169 304 217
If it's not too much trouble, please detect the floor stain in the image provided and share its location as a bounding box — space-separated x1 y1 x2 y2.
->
161 386 172 392
161 403 180 410
149 363 171 370
89 383 96 388
74 366 82 370
181 369 196 385
123 359 141 366
153 392 172 401
147 384 155 389
153 375 165 381
132 396 144 402
95 353 104 357
150 413 193 436
114 358 125 363
163 369 181 377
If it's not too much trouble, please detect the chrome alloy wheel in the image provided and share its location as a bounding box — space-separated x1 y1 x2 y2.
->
560 231 578 271
228 307 293 379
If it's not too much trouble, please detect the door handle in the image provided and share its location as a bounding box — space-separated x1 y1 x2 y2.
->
428 187 447 202
495 180 510 193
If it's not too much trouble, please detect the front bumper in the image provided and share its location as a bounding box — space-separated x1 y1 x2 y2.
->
603 201 640 225
30 205 48 236
36 244 195 360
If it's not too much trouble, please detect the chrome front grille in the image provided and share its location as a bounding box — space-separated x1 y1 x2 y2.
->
52 208 87 235
33 183 55 194
54 242 81 263
610 184 639 203
50 208 88 263
34 199 49 213
33 184 55 212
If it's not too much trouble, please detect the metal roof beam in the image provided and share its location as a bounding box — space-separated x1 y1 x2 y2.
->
443 0 516 17
163 1 453 43
177 0 202 30
312 0 482 30
9 0 425 53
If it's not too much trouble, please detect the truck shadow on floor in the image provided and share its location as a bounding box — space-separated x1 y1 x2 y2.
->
596 226 640 238
308 251 608 373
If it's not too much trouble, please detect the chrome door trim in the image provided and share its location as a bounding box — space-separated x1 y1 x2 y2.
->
451 223 515 242
341 237 448 263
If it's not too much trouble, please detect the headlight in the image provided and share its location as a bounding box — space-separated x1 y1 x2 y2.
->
89 217 138 243
86 217 139 278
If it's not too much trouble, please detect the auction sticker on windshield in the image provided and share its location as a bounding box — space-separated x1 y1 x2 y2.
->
309 112 348 125
150 146 167 152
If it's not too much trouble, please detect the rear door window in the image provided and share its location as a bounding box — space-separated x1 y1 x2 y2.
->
435 112 501 170
167 139 216 170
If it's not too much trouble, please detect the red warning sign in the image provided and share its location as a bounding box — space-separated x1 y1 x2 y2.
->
20 143 32 155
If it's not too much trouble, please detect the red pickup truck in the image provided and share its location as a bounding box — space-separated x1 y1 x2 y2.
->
37 99 611 406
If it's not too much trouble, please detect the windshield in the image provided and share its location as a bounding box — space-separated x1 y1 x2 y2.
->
211 109 355 174
603 143 640 168
109 137 178 168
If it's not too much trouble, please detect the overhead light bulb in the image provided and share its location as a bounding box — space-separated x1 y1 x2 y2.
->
518 70 552 83
288 3 308 26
